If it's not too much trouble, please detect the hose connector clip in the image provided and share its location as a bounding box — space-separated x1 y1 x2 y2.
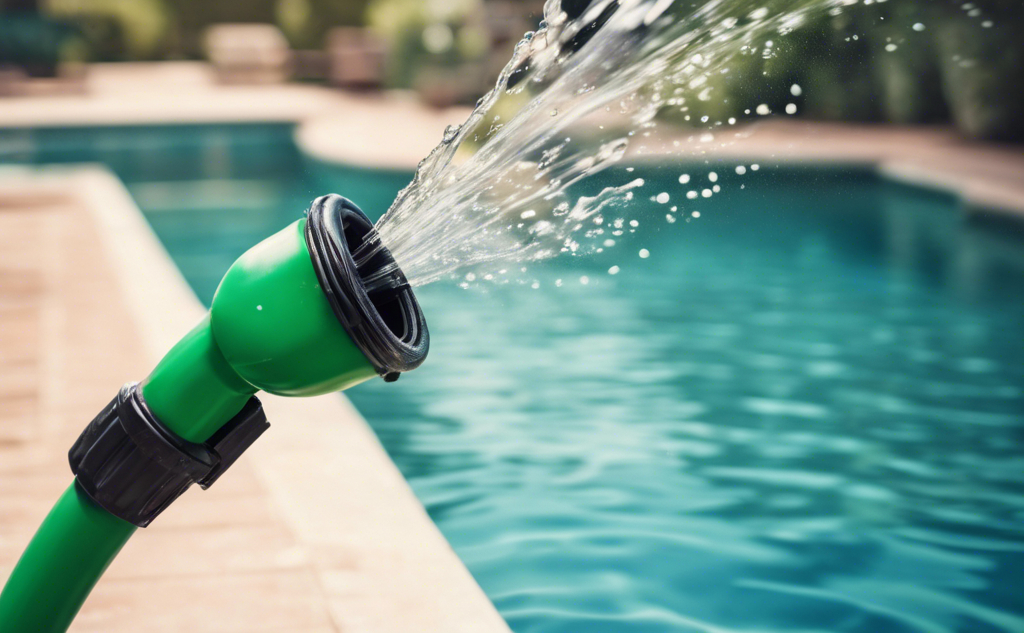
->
68 383 269 527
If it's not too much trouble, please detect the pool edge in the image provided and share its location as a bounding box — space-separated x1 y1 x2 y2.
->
0 163 513 633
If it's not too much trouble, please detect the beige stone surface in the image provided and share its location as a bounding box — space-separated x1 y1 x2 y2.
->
636 119 1024 216
0 166 510 633
0 62 472 173
1 62 1021 215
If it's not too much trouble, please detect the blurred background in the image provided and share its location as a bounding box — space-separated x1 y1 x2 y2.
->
0 0 1021 140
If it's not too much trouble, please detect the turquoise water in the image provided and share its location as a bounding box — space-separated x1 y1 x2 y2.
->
4 125 1024 632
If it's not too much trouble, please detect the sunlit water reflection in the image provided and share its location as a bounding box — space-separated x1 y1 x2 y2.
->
355 164 1024 633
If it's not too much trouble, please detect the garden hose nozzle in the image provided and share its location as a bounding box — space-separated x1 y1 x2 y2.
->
212 193 429 397
0 194 429 633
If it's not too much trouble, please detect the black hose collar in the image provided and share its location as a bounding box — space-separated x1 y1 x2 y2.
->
304 194 429 380
69 383 269 527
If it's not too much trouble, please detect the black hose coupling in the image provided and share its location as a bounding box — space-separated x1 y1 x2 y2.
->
68 383 269 527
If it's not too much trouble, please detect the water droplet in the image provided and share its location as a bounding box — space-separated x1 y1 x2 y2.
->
751 164 760 171
785 103 797 115
442 124 461 143
256 305 263 311
608 266 620 275
555 279 563 287
885 43 898 52
912 22 926 31
465 273 476 281
692 211 701 218
638 248 650 259
373 0 841 287
531 281 540 289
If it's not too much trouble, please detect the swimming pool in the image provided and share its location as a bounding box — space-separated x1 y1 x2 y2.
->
4 124 1024 633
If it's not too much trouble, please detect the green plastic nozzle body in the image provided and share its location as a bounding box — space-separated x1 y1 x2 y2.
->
0 216 381 633
146 217 378 443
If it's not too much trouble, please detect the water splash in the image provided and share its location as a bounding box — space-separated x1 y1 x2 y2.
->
360 0 858 288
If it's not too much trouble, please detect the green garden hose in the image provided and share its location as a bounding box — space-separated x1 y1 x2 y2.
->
0 195 428 632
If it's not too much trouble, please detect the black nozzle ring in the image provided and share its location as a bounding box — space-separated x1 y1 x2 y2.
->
304 194 429 380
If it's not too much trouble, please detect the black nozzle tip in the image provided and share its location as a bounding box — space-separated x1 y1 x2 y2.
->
304 194 429 377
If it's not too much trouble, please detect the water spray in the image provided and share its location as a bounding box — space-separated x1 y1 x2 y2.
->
0 195 428 633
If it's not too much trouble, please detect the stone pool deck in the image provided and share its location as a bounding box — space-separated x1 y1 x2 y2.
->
301 112 1024 218
0 165 510 632
638 119 1024 217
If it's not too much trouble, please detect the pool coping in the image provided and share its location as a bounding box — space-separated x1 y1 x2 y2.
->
627 120 1024 219
295 115 1024 220
0 63 472 175
293 112 1024 221
0 162 512 633
1 64 1020 218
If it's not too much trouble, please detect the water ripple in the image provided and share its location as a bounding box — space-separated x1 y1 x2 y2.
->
351 168 1024 632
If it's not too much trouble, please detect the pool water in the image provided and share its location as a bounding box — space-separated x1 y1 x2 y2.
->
5 125 1024 633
